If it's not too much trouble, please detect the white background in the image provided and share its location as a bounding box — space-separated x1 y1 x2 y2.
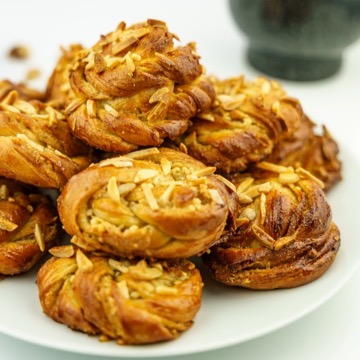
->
1 1 359 359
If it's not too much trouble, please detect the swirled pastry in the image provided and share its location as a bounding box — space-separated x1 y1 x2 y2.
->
0 89 93 188
45 44 84 109
202 162 341 289
0 177 60 276
257 116 342 191
58 147 239 259
37 246 203 344
179 76 304 173
64 19 215 153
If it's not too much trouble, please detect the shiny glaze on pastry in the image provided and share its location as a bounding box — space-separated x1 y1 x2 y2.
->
58 147 239 259
179 76 304 173
37 246 203 344
0 88 93 188
203 162 340 289
0 177 60 276
64 19 215 153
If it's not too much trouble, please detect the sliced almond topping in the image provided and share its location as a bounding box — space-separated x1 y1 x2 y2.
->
209 189 224 205
259 193 267 225
108 258 129 273
118 183 136 195
179 143 188 154
0 184 9 200
274 235 296 251
296 167 324 188
64 97 86 115
237 193 254 204
126 147 159 159
147 100 167 122
155 284 178 295
107 176 120 203
252 224 275 250
99 156 133 168
160 157 172 176
112 36 138 56
256 161 293 174
0 215 18 231
76 249 93 272
194 166 216 177
34 223 45 251
49 245 75 258
124 52 136 76
1 90 18 105
86 99 97 118
141 183 159 210
117 280 130 299
134 169 159 183
158 183 175 205
104 103 119 117
240 207 256 221
94 53 107 73
196 112 215 122
16 134 44 152
149 87 170 104
236 177 254 194
13 99 36 114
45 105 58 126
129 264 163 280
0 103 21 113
278 172 300 184
215 174 236 192
218 93 246 111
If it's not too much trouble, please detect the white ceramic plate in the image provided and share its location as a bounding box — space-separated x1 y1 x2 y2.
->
0 148 359 358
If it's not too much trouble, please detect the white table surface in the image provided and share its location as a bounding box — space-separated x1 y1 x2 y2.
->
1 1 359 359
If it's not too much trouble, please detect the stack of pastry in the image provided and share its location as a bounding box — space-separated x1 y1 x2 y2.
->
1 18 342 345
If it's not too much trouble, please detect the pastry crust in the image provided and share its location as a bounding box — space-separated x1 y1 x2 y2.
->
64 19 215 153
179 76 304 173
57 147 239 259
203 162 341 289
37 247 203 345
0 89 93 188
257 116 342 191
45 44 84 109
0 178 60 276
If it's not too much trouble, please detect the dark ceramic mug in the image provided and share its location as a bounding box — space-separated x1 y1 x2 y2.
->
229 0 360 81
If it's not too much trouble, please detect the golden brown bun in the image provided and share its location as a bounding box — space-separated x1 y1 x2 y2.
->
256 116 342 191
179 76 304 173
58 147 239 259
202 162 341 289
37 247 203 345
64 19 215 153
0 178 60 276
45 44 84 109
0 90 93 188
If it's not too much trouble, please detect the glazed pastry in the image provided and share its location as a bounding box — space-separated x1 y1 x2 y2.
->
203 162 341 289
58 147 239 259
45 44 84 109
64 19 215 153
0 177 60 276
37 246 203 344
0 88 93 188
256 116 342 191
179 75 304 173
